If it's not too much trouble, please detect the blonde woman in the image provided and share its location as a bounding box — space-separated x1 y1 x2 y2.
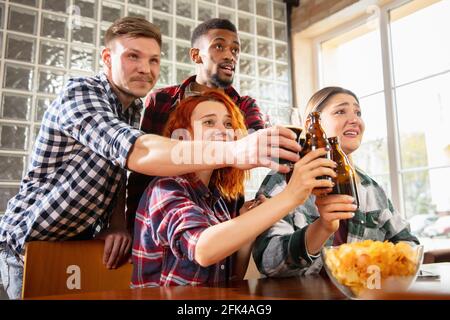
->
253 87 419 277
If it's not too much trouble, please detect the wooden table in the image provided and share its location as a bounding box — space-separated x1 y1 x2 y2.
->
31 263 450 300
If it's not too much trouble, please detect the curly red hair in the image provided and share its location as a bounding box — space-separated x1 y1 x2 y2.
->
163 89 248 200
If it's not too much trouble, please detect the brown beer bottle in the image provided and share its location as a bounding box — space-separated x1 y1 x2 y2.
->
299 132 311 158
283 126 303 183
328 137 360 209
307 112 332 182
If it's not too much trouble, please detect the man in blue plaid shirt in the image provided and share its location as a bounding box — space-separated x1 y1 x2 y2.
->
0 17 302 299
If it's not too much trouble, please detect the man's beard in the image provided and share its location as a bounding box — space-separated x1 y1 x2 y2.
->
210 73 233 88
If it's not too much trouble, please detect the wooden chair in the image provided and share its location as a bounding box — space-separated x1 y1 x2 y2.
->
22 240 133 299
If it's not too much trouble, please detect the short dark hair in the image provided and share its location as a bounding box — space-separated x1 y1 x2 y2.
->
104 16 162 47
191 18 238 46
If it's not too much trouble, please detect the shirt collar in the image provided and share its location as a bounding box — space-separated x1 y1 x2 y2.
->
183 173 221 204
98 71 143 117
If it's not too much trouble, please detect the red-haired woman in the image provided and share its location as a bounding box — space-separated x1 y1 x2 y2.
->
131 89 337 287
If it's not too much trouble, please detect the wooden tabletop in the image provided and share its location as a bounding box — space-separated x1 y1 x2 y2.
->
30 263 450 300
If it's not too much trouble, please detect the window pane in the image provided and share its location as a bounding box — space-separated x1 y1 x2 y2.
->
128 7 147 19
176 20 194 41
129 0 148 8
257 18 272 38
275 43 288 62
198 2 215 22
0 124 29 151
390 0 450 85
238 0 253 13
74 0 97 19
72 22 96 45
0 7 3 34
1 94 31 120
352 92 389 176
175 42 191 64
257 39 272 59
161 39 172 61
3 63 33 91
5 34 35 63
258 60 273 80
39 41 66 68
256 0 271 18
176 66 193 83
218 0 234 8
240 57 255 76
276 63 289 82
402 167 450 219
239 77 258 98
153 14 172 37
259 80 273 101
176 0 194 19
70 47 95 71
0 155 26 181
240 35 254 55
396 73 450 169
273 2 286 22
218 8 236 24
101 2 123 23
38 69 64 94
320 25 383 96
0 187 20 213
41 13 67 40
36 97 52 122
274 22 287 42
8 6 37 35
10 0 37 7
153 0 172 14
42 0 68 13
238 13 254 34
159 63 172 86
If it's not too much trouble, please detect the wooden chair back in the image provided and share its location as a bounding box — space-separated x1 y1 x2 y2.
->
22 240 132 299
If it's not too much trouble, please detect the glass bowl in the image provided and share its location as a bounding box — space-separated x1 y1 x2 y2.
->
322 241 424 299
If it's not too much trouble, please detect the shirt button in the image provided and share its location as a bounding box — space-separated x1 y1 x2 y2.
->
220 265 225 270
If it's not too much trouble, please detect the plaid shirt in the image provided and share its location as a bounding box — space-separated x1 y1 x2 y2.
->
252 168 420 278
131 174 231 287
126 75 265 227
0 72 143 257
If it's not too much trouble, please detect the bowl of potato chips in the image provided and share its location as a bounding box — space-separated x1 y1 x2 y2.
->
322 240 424 299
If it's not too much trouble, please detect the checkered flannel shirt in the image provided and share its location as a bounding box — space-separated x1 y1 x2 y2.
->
131 174 231 287
0 72 143 257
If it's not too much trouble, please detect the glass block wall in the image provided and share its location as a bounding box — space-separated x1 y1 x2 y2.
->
0 0 293 213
